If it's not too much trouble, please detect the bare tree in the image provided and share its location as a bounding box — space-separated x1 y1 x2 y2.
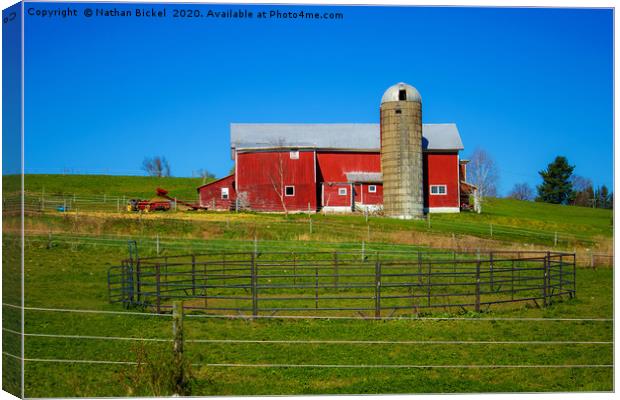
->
570 175 593 207
468 148 499 200
142 156 171 177
267 138 289 215
195 169 216 185
508 182 533 201
268 152 288 215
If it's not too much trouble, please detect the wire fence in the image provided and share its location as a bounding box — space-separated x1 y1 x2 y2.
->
2 303 613 371
13 229 614 269
107 249 576 317
3 191 611 248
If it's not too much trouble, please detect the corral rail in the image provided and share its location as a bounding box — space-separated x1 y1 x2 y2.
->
108 248 576 317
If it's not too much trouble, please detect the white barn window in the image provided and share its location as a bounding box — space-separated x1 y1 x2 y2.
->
289 151 299 160
338 187 347 196
221 187 229 199
430 185 447 195
285 186 295 196
368 185 377 193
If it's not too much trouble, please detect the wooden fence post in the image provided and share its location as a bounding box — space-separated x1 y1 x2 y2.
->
375 261 382 318
172 301 186 396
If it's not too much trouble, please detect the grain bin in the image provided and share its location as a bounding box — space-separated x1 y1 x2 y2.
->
380 82 424 219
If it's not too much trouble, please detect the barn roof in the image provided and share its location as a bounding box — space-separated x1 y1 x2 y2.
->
231 123 463 152
345 172 383 183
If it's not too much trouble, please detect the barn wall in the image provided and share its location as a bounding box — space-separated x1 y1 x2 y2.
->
237 150 317 212
358 183 383 205
423 152 459 210
322 183 352 207
316 152 381 182
198 175 236 210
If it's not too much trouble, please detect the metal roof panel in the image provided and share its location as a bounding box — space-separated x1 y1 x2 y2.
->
231 123 463 151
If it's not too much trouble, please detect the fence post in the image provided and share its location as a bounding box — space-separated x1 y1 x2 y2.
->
254 234 258 259
361 241 365 262
489 251 494 292
156 263 161 314
172 301 187 396
308 202 312 234
417 252 422 285
136 259 142 304
475 261 481 313
156 234 160 256
315 265 319 310
427 261 431 307
375 261 381 319
572 253 576 298
554 232 558 247
292 252 297 286
251 253 258 316
511 259 515 301
333 252 339 289
191 255 196 296
543 252 549 307
559 253 563 295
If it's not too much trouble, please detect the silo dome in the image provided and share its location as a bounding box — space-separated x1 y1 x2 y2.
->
381 82 422 104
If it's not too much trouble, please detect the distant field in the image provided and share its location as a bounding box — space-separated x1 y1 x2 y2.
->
5 174 208 200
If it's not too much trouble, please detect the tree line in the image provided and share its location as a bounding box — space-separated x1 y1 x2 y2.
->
507 156 612 209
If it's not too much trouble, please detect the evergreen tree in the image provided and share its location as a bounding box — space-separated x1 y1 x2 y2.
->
536 156 575 204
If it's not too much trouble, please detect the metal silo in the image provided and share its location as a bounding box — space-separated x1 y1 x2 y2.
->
380 82 424 219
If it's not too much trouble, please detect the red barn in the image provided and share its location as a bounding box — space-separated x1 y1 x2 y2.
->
198 123 475 214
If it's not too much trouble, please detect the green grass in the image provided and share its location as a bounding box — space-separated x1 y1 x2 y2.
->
3 174 613 249
1 236 614 396
2 174 614 396
18 174 206 199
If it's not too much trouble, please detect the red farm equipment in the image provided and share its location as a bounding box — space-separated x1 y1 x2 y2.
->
126 188 207 212
126 198 171 212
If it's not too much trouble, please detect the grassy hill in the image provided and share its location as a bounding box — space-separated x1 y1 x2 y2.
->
2 174 613 396
4 174 207 200
4 174 613 250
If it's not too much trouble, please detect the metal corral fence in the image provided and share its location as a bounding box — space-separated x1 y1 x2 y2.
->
108 249 576 317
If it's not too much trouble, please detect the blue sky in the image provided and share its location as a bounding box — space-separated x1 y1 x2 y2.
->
19 3 613 194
